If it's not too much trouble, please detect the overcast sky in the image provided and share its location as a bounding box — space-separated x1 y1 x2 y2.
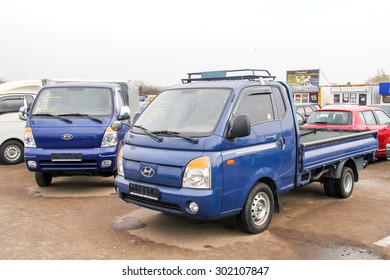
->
1 0 389 87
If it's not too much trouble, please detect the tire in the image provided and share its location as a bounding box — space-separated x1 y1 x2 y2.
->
0 140 24 165
323 179 336 197
35 172 52 187
236 182 274 234
334 167 354 198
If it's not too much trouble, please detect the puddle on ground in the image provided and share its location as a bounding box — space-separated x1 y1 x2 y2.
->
113 216 146 230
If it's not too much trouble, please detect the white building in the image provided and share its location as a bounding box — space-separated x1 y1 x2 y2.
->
319 84 380 107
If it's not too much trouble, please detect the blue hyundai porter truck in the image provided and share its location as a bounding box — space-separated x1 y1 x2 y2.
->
20 81 139 187
112 69 378 233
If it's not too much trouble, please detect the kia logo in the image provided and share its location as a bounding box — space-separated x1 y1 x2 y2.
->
62 134 73 140
141 166 155 177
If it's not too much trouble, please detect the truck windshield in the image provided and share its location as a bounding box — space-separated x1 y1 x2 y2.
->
31 87 113 117
134 88 231 137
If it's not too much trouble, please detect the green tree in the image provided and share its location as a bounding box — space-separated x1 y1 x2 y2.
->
365 69 390 84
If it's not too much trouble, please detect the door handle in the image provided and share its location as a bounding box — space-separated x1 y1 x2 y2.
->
277 137 285 149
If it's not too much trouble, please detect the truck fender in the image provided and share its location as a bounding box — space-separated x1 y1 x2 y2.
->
331 158 362 182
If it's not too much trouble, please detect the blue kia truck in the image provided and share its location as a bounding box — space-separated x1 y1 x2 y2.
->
20 81 139 187
112 69 378 234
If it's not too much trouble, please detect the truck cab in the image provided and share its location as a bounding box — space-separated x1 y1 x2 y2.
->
21 82 139 187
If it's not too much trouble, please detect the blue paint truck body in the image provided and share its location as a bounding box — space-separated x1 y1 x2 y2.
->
113 70 378 233
22 82 139 187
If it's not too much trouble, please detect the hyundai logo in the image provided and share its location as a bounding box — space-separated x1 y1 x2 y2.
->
141 166 155 177
61 134 73 140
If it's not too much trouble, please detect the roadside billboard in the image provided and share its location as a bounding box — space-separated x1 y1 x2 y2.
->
286 69 320 93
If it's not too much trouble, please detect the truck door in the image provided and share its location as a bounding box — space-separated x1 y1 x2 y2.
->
220 86 296 212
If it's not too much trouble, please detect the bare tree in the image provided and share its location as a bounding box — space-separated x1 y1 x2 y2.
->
138 83 164 96
365 69 390 84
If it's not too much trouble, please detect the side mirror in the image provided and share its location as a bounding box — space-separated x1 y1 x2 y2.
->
111 121 123 131
228 114 251 139
19 106 28 121
118 106 131 120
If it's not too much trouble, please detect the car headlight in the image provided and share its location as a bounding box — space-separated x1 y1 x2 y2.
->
101 127 118 148
117 148 124 176
182 156 211 189
24 127 36 148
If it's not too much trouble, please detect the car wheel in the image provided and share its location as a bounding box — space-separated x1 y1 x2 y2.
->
0 140 24 165
334 167 354 198
35 172 52 187
236 182 274 234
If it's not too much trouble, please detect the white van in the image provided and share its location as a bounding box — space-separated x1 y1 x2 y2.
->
0 80 43 164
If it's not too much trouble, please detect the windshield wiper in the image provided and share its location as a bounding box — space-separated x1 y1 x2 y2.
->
59 113 102 123
32 113 72 123
152 130 199 144
132 125 163 143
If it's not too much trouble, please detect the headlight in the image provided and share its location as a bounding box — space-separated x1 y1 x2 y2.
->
101 127 118 147
117 148 124 176
182 156 211 189
24 127 36 148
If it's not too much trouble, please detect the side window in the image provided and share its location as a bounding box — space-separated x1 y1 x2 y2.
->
26 95 34 107
273 87 286 119
374 110 390 125
360 111 377 125
115 88 125 112
236 93 275 125
0 97 24 114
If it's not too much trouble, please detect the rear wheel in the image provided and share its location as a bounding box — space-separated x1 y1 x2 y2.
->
35 172 52 187
323 179 336 197
236 182 274 234
334 167 354 198
0 140 24 165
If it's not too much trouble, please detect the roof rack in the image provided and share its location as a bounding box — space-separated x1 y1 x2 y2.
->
181 69 276 83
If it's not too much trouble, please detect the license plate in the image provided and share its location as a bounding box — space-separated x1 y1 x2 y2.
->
129 183 160 200
51 153 83 162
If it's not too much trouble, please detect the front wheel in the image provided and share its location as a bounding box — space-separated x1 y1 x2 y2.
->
236 182 274 234
334 166 354 198
35 172 52 187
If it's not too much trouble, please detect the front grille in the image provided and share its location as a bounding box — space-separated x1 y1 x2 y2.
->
123 193 181 212
39 160 97 171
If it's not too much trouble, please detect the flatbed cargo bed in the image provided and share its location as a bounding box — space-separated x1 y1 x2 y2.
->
299 128 378 172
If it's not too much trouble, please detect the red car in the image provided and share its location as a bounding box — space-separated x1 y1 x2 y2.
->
304 105 390 158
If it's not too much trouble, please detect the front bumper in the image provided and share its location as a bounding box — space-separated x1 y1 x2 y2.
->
114 175 226 219
24 147 118 174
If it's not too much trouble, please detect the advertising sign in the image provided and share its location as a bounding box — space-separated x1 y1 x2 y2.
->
286 69 320 93
379 82 390 95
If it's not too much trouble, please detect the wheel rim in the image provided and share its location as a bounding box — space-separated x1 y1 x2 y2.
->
4 145 21 162
251 192 270 226
343 172 353 194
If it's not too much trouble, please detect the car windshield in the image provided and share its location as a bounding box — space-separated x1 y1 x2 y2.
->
308 111 352 125
32 87 113 117
134 88 231 137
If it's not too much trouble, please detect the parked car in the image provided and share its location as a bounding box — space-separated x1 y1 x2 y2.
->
0 80 43 164
295 103 321 117
368 104 390 116
304 105 390 158
387 142 390 160
139 94 156 112
296 112 308 125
